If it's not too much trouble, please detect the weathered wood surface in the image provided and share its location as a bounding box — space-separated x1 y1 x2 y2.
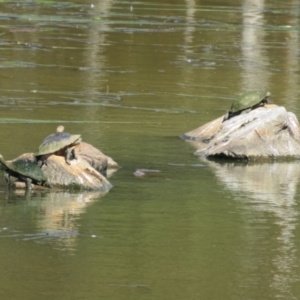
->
41 155 112 190
4 146 114 190
73 142 119 174
182 105 300 159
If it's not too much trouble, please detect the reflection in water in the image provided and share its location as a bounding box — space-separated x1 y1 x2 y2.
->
241 0 271 91
284 1 300 107
207 160 300 299
1 1 300 299
83 0 113 106
184 0 196 45
178 0 198 106
11 190 107 251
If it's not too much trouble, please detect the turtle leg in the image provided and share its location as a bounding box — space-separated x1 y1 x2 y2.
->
25 178 32 191
223 112 229 122
72 148 78 160
4 172 18 187
240 108 251 115
65 148 73 165
4 173 12 187
37 156 48 167
224 111 235 121
36 159 43 167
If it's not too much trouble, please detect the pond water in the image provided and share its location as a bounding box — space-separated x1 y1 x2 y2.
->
0 0 300 299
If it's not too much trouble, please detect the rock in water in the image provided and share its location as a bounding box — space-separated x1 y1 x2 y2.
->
41 155 112 191
71 142 118 175
182 105 300 160
2 153 112 191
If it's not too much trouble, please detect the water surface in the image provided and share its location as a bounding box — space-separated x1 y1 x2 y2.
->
0 1 300 299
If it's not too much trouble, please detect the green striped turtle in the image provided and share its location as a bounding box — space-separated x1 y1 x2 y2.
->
35 125 82 166
0 154 47 190
224 91 270 121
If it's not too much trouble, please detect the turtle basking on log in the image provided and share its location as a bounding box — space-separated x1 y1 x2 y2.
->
35 125 82 166
223 91 270 121
0 154 47 190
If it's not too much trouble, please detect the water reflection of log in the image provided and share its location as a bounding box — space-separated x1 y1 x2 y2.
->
209 161 299 203
26 190 107 250
208 159 299 298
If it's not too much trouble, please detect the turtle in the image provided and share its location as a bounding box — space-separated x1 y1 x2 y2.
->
35 125 82 166
0 154 47 190
223 91 270 121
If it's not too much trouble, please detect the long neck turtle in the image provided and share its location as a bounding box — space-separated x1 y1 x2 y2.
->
0 154 47 190
224 91 270 121
35 125 82 166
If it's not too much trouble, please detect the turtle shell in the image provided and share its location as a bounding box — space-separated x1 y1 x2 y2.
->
0 154 46 183
230 91 270 114
36 132 81 156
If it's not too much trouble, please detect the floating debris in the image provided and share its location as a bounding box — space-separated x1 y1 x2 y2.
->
134 170 145 177
136 169 161 173
108 283 150 288
168 163 205 167
168 163 186 167
0 229 103 241
191 164 205 167
134 169 161 177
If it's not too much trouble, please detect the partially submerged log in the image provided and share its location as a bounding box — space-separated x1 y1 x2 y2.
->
182 105 300 159
41 155 112 190
4 152 113 191
72 142 119 175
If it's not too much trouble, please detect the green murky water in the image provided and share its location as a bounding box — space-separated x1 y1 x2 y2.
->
0 0 300 299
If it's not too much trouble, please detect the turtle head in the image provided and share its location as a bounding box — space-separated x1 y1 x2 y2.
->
0 154 5 166
223 111 234 122
223 112 229 122
57 125 65 133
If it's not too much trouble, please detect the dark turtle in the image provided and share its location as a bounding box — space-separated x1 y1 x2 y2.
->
35 125 82 166
224 91 270 121
0 154 47 190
